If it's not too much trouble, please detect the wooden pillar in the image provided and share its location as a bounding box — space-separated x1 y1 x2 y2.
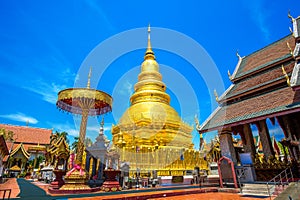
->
85 153 91 172
97 159 103 180
255 120 274 159
289 114 300 160
219 128 237 164
277 116 298 161
21 159 26 173
92 157 97 177
243 124 256 159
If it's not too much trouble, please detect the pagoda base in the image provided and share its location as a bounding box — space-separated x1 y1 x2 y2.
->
49 170 66 190
49 168 100 194
102 180 122 192
102 169 122 192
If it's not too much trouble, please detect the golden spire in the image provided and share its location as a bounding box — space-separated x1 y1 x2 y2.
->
100 117 104 127
144 24 155 60
87 67 92 89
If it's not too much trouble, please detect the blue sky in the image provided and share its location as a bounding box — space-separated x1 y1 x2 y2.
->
0 1 299 148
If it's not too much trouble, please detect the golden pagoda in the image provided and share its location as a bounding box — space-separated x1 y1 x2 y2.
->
112 26 207 176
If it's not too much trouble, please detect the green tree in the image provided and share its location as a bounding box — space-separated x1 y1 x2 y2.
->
71 136 93 153
0 128 15 142
55 131 69 144
85 137 93 147
71 136 79 153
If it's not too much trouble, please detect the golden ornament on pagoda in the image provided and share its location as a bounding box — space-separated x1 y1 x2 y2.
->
112 26 207 176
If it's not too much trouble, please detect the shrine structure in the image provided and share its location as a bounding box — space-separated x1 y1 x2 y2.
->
0 124 51 176
85 118 110 182
55 67 112 193
197 13 300 181
46 133 70 190
112 26 208 177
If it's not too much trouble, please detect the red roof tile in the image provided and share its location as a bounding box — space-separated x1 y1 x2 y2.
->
201 87 300 132
233 35 295 79
223 61 295 100
0 134 9 156
0 124 51 145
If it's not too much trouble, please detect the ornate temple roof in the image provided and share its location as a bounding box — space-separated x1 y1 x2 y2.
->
199 14 300 133
1 124 52 162
230 35 295 81
47 135 70 155
9 165 21 171
9 143 30 159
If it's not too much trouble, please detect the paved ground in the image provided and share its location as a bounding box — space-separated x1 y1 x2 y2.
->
0 178 285 200
16 178 53 200
68 192 273 200
0 178 20 198
149 193 272 200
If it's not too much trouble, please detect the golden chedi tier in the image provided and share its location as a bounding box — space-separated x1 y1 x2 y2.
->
112 26 206 176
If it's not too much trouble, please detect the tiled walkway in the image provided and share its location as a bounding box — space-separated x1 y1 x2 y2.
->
149 193 272 200
0 178 277 200
68 192 273 200
0 178 20 198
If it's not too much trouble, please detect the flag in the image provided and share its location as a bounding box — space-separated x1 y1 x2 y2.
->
180 154 184 160
180 149 184 160
136 146 140 152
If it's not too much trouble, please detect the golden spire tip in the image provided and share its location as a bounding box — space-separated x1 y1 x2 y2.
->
145 24 155 60
87 67 92 89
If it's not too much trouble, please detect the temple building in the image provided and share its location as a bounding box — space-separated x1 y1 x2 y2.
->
0 124 52 176
111 26 207 176
197 13 300 180
0 131 9 176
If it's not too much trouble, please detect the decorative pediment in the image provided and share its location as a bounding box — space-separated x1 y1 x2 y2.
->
10 143 30 159
48 136 70 157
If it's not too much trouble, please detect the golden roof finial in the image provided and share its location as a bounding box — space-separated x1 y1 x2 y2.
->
87 67 92 89
288 10 295 22
281 65 291 87
144 24 155 60
286 42 293 56
236 50 242 60
194 114 201 131
214 89 219 102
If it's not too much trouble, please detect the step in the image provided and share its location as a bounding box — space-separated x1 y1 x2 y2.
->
241 192 270 197
241 183 274 196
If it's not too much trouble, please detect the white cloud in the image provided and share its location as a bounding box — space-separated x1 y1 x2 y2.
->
244 1 271 41
84 0 115 32
49 120 112 139
23 80 67 104
49 122 79 137
0 112 38 124
118 80 133 96
59 67 78 83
